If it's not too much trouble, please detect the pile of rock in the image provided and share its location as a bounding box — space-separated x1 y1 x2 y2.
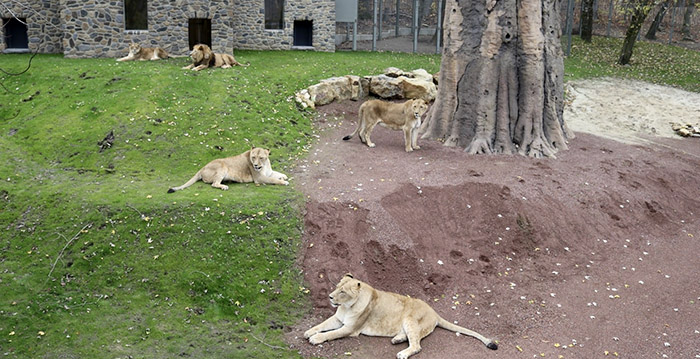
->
295 67 437 109
671 122 700 137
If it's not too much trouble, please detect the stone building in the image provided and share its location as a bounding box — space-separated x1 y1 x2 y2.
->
1 0 336 58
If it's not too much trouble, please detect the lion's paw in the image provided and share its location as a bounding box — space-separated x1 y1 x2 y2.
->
282 180 289 186
221 185 229 190
308 334 325 345
280 174 288 180
303 329 315 339
368 143 376 148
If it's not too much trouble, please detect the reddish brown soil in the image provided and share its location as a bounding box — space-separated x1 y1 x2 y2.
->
285 99 700 358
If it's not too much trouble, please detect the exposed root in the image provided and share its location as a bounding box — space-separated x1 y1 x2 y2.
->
465 137 493 155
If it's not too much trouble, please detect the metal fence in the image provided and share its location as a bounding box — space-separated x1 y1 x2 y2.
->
335 0 699 54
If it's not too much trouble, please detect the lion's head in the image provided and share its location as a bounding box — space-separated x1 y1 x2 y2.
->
248 147 270 172
127 43 142 56
329 274 363 308
189 44 213 63
410 99 429 120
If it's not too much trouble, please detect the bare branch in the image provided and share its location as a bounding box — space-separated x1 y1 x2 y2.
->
47 223 93 280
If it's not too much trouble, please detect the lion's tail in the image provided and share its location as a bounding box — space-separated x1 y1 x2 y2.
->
343 104 364 141
168 170 202 193
437 317 498 350
234 60 250 67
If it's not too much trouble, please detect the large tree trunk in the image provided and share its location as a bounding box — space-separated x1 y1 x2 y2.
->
645 1 669 40
619 0 655 65
580 0 596 42
421 0 572 158
681 0 696 40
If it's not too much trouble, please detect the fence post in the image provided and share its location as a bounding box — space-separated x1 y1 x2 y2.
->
566 0 575 56
436 0 443 54
395 0 400 37
669 0 679 44
413 0 419 53
373 0 378 51
606 0 614 37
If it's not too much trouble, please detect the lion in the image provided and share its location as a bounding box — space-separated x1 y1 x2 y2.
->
117 43 169 62
343 98 429 152
182 44 249 71
304 274 498 359
167 147 288 193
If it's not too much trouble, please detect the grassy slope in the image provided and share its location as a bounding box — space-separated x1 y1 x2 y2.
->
1 36 697 358
0 51 439 358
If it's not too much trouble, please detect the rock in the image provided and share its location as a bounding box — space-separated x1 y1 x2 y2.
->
296 68 437 109
368 75 404 99
295 75 367 109
367 68 437 101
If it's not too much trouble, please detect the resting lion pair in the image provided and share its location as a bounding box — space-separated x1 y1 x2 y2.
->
117 43 248 71
305 274 498 358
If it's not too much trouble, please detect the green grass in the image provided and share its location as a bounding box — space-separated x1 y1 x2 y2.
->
0 50 439 358
0 38 697 358
564 36 700 92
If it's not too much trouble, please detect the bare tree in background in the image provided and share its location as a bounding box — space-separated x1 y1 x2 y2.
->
580 0 596 42
421 0 572 158
681 0 697 40
645 1 670 39
618 0 659 65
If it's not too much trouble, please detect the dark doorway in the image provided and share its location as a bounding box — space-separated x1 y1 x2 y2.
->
3 17 29 49
188 18 211 49
293 20 312 47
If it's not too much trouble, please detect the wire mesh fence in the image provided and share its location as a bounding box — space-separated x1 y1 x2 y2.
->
334 0 699 54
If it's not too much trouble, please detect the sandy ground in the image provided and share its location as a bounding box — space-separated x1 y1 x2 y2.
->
285 79 700 359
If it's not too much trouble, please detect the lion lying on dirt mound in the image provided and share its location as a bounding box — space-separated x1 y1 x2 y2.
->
182 44 249 71
343 98 428 152
304 274 498 358
117 43 169 61
167 147 288 192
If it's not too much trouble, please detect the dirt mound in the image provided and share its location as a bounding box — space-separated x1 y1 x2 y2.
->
286 80 700 358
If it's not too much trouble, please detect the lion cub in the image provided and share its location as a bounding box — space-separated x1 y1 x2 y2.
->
117 43 168 61
305 274 498 359
167 147 288 193
343 98 429 152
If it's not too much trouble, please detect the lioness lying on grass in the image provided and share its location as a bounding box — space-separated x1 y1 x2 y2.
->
167 147 288 192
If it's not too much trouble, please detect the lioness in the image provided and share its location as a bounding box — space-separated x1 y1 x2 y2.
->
182 44 249 71
117 43 169 61
305 274 497 359
167 147 288 192
343 98 429 152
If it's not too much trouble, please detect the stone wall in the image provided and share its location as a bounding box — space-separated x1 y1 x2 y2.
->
59 0 236 58
232 0 335 52
1 0 63 53
6 0 335 58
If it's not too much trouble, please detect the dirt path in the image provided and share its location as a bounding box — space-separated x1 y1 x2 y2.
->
285 79 700 358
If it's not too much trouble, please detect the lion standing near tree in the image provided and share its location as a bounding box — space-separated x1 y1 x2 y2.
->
343 98 428 152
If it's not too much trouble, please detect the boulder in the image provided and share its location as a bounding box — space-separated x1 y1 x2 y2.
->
295 75 366 109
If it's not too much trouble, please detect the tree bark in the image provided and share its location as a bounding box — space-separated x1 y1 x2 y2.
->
645 1 669 40
421 0 572 158
580 0 596 42
681 0 696 40
618 0 655 65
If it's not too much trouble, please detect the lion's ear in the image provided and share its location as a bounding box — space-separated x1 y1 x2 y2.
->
250 146 256 150
344 273 354 279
